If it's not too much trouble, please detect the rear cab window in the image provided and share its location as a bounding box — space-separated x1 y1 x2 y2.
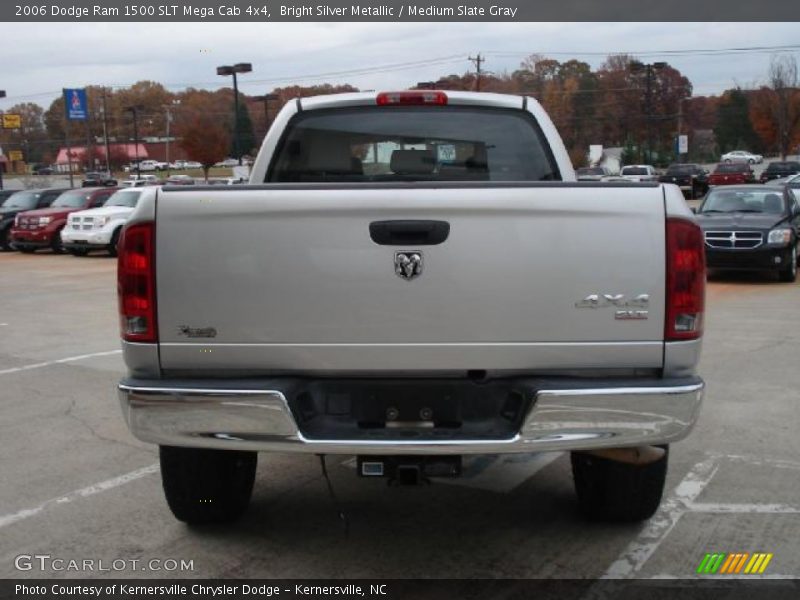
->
715 164 749 174
621 167 648 175
266 106 560 183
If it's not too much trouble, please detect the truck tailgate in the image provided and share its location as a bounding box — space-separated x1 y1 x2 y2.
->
155 184 666 373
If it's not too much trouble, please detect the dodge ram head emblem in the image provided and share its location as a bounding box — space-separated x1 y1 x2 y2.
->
395 251 423 280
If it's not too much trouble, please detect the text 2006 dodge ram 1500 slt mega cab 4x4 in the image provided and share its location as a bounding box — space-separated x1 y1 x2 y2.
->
117 91 705 525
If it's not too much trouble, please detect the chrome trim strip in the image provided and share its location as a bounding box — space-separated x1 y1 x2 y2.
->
119 380 703 455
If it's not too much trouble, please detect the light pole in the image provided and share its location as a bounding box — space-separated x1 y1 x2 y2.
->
100 88 112 174
165 99 180 175
630 61 667 164
0 90 5 190
126 106 141 177
253 93 278 138
217 63 252 166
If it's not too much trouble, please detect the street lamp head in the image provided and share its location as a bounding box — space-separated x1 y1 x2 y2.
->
233 63 252 74
0 90 6 99
653 62 668 70
629 60 645 73
217 65 234 76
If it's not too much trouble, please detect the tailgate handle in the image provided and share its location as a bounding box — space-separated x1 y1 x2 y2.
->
369 220 450 246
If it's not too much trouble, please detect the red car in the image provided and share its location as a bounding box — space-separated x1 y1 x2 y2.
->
708 163 755 186
10 187 117 253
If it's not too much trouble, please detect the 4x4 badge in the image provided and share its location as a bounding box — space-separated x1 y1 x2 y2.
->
395 251 423 280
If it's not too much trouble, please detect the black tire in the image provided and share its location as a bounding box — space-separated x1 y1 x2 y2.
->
68 248 89 256
0 228 10 251
51 229 65 254
19 247 35 254
778 248 797 282
571 446 668 522
159 446 257 524
108 227 121 257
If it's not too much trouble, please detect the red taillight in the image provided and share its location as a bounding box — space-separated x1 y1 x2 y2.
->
376 91 448 106
118 221 157 343
665 218 705 341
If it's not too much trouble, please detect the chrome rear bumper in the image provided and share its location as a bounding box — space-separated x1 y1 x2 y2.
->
118 377 703 455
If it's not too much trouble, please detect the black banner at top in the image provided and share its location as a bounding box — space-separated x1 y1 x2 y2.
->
3 0 800 22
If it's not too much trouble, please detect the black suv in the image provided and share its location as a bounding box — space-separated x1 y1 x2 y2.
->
759 161 800 183
695 184 800 282
81 172 118 187
658 164 709 199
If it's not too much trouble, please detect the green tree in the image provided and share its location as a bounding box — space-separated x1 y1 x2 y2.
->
714 88 761 153
232 94 256 158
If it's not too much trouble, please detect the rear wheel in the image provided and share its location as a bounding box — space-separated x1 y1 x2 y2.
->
571 446 668 522
159 446 257 524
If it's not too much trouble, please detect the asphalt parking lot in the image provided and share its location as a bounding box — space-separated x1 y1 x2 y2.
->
1 251 799 580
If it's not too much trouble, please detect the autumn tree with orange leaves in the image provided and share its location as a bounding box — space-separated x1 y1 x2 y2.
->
176 91 231 181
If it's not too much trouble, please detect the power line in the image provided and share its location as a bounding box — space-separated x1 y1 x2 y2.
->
486 43 800 59
4 44 796 105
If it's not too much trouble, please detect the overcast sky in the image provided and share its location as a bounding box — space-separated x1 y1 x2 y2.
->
1 22 798 111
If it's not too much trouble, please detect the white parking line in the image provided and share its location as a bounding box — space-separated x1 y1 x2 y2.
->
688 502 800 514
0 349 122 376
0 463 159 529
594 452 800 584
600 455 720 579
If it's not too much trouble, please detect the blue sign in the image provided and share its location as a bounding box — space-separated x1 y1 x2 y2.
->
63 88 88 121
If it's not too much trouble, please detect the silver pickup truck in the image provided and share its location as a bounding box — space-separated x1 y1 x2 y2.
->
117 91 705 525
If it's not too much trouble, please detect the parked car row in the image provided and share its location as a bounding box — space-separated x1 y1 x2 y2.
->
0 186 144 256
0 171 252 255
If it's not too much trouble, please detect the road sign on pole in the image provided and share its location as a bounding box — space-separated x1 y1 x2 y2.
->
8 150 23 161
63 88 88 121
2 114 21 129
678 135 689 155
